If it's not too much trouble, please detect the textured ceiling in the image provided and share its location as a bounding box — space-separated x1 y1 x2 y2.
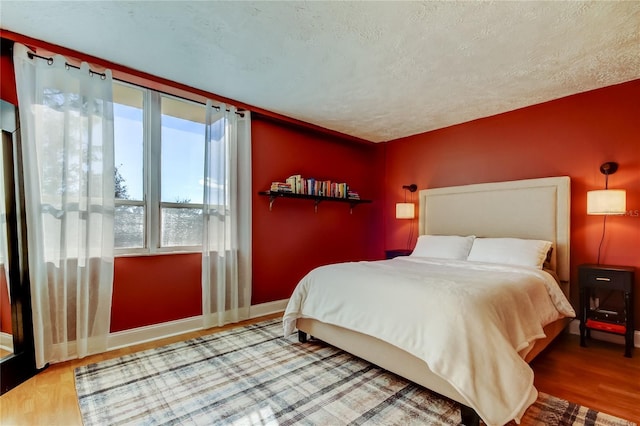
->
1 1 639 143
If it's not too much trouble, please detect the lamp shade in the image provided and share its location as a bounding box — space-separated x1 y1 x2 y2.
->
396 202 415 219
587 189 626 215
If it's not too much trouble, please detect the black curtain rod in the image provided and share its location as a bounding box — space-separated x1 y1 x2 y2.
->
27 51 246 117
209 103 245 117
27 51 107 79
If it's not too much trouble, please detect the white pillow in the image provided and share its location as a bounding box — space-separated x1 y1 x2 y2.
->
467 238 552 269
410 235 476 260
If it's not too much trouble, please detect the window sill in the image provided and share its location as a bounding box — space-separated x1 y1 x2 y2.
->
115 248 202 258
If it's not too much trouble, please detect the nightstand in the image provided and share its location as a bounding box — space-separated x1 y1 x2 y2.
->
579 264 635 357
385 249 412 259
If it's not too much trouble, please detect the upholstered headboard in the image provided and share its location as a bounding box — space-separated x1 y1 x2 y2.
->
418 176 571 284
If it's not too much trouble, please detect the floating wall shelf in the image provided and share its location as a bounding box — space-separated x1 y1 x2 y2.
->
258 191 372 214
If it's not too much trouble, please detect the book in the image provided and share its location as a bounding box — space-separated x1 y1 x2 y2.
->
286 175 302 194
274 175 361 200
270 182 292 192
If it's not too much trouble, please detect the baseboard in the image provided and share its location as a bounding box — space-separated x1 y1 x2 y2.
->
568 319 640 348
107 299 289 351
249 299 288 318
0 332 14 353
108 316 203 351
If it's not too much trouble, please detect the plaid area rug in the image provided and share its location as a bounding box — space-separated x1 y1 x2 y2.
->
75 319 635 426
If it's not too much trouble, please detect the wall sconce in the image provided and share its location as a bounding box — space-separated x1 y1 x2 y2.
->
587 162 626 214
587 162 626 264
395 203 415 219
396 184 417 219
396 184 417 250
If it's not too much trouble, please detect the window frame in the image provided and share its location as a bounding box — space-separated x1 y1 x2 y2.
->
113 81 206 256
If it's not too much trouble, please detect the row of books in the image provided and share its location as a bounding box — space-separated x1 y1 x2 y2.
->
270 175 360 199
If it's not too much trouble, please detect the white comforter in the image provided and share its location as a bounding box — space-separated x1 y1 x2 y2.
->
283 257 575 426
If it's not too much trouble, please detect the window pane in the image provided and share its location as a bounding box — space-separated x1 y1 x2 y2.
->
161 96 205 205
114 205 145 248
113 83 144 201
161 207 203 247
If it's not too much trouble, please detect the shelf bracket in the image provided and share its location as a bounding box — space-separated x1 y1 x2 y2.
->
314 199 322 213
268 195 276 211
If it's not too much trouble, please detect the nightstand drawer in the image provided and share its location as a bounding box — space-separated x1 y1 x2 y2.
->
578 265 633 291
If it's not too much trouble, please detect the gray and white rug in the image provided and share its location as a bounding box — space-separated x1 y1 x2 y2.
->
75 319 635 426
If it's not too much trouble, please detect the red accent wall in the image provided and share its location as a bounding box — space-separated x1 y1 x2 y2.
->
384 79 640 328
1 40 17 105
110 254 202 331
251 115 385 304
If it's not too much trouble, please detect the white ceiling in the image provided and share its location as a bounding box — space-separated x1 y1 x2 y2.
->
1 1 639 143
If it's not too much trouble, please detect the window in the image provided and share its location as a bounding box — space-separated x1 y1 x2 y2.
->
113 83 144 249
113 82 206 253
160 96 206 247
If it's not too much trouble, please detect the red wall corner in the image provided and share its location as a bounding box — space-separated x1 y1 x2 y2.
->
251 116 385 304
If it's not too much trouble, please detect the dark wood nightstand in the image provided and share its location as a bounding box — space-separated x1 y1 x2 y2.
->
579 264 635 357
385 249 412 259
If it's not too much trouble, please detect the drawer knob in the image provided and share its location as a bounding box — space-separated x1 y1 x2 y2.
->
595 277 611 282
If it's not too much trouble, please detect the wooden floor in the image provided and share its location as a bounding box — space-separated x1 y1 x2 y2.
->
1 314 638 425
531 332 640 423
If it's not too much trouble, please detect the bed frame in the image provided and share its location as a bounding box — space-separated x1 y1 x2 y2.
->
296 176 572 426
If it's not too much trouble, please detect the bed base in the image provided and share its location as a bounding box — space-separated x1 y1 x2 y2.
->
296 317 570 425
297 328 481 425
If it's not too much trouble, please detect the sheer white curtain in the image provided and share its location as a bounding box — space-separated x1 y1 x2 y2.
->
202 101 251 328
13 43 115 368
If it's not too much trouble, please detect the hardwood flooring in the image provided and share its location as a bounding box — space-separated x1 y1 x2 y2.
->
1 314 638 425
531 332 640 423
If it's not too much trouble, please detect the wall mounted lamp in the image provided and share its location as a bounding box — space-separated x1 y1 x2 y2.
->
587 162 626 264
396 184 417 250
587 162 626 215
396 184 417 219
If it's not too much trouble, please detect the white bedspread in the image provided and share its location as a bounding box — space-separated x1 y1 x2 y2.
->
283 257 575 426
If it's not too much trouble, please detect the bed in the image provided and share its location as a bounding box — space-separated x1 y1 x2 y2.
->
282 176 575 426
